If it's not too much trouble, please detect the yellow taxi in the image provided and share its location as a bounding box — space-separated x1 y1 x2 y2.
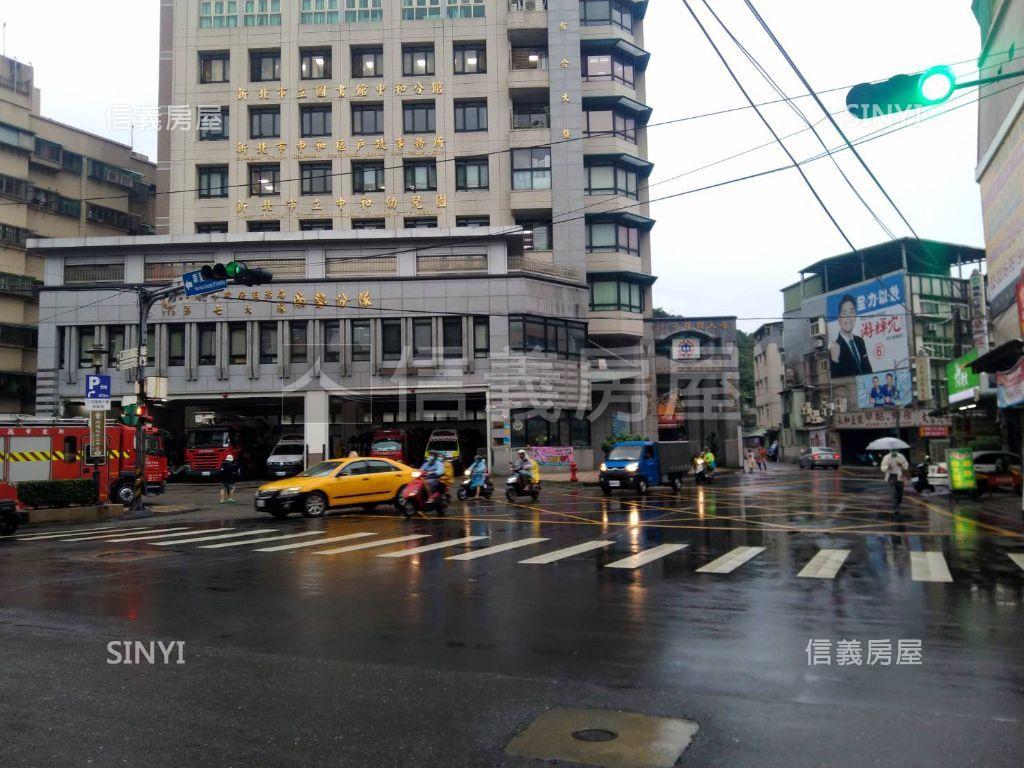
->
254 456 415 519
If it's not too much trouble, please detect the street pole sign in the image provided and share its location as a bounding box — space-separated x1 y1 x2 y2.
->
183 269 227 297
88 411 107 465
85 374 111 411
117 346 147 371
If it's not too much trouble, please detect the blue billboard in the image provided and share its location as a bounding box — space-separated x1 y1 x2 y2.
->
825 273 909 380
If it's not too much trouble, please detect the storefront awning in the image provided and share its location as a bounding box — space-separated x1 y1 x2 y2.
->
968 340 1023 374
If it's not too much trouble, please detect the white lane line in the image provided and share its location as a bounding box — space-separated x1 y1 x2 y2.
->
150 529 277 546
201 531 325 549
15 525 148 540
105 528 234 543
447 538 549 561
313 534 429 556
66 528 199 544
910 551 953 583
605 543 688 570
696 546 766 574
1009 553 1024 572
377 536 488 558
254 532 377 552
797 549 851 579
519 540 614 565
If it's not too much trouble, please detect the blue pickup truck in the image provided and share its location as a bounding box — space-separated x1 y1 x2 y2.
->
599 440 691 495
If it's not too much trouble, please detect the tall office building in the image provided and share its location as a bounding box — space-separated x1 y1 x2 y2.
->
155 0 657 450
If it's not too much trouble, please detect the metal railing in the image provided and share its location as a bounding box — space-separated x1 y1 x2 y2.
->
507 255 580 282
0 323 38 348
0 272 37 296
417 254 488 273
326 256 397 277
64 263 125 284
507 0 547 10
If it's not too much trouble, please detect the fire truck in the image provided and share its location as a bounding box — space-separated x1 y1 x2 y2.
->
183 416 272 480
0 416 169 514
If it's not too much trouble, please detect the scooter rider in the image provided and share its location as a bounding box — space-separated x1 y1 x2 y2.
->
468 453 488 499
419 451 445 497
512 449 534 490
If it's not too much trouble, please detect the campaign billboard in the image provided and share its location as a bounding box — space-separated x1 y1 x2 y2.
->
856 369 912 409
825 273 909 380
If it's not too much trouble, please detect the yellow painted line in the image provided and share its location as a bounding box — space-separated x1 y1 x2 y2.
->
908 497 1024 539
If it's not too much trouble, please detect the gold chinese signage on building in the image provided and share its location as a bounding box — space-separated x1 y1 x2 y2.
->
159 290 373 317
234 193 447 220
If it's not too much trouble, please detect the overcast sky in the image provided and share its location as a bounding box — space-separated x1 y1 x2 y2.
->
2 1 986 331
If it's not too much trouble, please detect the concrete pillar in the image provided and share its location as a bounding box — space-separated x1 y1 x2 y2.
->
305 390 330 464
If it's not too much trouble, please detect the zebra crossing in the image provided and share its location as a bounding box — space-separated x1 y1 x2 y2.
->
7 522 1024 585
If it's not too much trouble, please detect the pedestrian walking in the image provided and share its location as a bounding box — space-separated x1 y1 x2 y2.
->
744 449 757 474
880 448 909 514
220 454 240 504
757 446 768 472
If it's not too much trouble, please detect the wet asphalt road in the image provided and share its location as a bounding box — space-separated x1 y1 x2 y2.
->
1 466 1022 768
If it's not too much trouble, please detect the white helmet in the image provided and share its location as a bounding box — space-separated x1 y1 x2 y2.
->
517 449 527 456
225 454 234 462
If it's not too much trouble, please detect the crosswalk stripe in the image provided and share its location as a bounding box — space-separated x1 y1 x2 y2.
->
15 525 149 540
1009 553 1024 572
200 531 326 549
62 528 197 544
377 536 488 558
910 551 953 582
314 534 429 555
696 546 766 574
150 529 277 546
104 528 233 543
519 540 614 565
797 549 851 579
254 532 377 552
605 543 688 570
447 537 549 561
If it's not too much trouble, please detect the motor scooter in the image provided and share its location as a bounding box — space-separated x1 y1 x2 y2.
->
913 458 934 494
457 469 493 500
399 471 448 518
505 469 540 501
692 456 713 485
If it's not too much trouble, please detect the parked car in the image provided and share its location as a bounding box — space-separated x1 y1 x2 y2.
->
798 446 840 470
254 456 414 519
265 435 306 478
929 451 1021 491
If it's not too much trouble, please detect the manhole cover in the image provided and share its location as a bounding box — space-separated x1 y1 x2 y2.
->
572 729 618 743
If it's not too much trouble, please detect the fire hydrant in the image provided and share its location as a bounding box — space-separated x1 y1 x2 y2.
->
569 460 578 483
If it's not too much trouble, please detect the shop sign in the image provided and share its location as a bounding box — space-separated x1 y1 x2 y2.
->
969 269 989 353
946 350 981 401
946 449 976 492
996 357 1024 409
532 446 574 466
919 425 949 438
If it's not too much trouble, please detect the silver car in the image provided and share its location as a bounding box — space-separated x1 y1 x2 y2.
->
798 447 840 470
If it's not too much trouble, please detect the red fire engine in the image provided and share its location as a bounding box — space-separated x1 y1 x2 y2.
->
0 417 169 509
183 417 271 480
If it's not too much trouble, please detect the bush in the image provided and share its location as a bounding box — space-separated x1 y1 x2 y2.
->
17 479 98 509
601 433 646 455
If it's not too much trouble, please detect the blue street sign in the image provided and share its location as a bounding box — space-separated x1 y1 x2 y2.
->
183 269 227 297
85 374 111 412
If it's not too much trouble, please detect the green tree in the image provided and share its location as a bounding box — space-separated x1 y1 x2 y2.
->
652 306 672 318
735 330 756 423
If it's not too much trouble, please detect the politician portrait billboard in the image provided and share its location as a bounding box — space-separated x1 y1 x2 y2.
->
856 369 912 409
825 273 909 379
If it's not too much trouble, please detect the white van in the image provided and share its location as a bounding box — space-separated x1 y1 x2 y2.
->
265 435 306 478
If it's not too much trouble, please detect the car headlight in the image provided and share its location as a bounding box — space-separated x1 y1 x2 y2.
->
626 462 639 472
599 462 607 472
277 487 302 497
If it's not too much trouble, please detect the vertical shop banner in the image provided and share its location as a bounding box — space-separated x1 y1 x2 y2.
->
979 117 1024 300
946 449 976 492
996 357 1024 408
856 369 912 408
825 273 909 379
969 269 990 353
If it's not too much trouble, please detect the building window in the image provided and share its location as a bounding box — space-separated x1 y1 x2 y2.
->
403 102 435 134
250 50 281 82
586 220 639 254
199 1 238 28
198 106 229 140
403 45 435 76
300 105 332 137
473 317 489 358
300 162 332 195
580 0 633 31
352 47 383 78
352 161 385 193
351 218 385 229
290 322 308 363
323 321 340 362
589 279 643 312
34 138 62 164
511 412 591 448
404 160 437 191
584 163 638 198
198 165 229 198
401 0 441 20
244 0 281 26
511 46 548 70
343 0 382 22
508 315 586 358
168 326 186 367
62 151 84 175
455 157 489 190
454 100 487 132
198 323 217 365
249 163 280 196
300 48 331 80
196 222 229 233
583 53 634 86
259 322 278 364
412 319 433 358
300 219 333 230
108 326 126 360
228 323 247 364
351 320 371 360
447 0 485 19
511 102 549 129
56 327 66 369
381 319 402 360
199 52 230 83
453 43 486 74
456 215 489 227
301 0 338 23
248 220 281 232
404 217 437 228
511 147 551 190
584 109 637 142
443 317 462 358
517 218 552 251
249 106 280 139
351 103 384 135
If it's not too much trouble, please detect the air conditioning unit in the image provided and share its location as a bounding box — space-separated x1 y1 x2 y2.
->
524 0 538 9
810 409 822 422
836 397 847 413
813 336 825 349
810 319 827 338
800 402 812 416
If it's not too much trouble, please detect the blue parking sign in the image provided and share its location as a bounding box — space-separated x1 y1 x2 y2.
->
85 374 111 411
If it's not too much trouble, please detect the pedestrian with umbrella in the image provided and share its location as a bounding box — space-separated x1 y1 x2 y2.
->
868 437 910 515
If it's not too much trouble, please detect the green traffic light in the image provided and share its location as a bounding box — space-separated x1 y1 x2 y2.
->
225 261 244 277
918 65 955 105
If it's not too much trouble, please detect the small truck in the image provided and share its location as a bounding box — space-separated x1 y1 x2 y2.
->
599 440 690 495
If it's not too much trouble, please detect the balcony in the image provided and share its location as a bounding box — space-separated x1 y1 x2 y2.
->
509 46 549 87
507 0 547 30
508 255 580 283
